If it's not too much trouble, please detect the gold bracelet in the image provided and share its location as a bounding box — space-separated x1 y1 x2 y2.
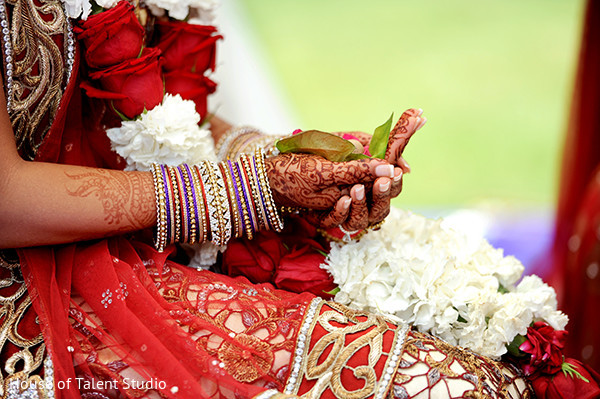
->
192 165 208 244
220 161 243 239
151 164 168 252
179 165 197 244
215 126 261 161
254 148 284 232
241 154 268 231
230 158 254 240
168 166 183 244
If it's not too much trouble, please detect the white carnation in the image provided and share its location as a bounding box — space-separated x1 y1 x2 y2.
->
107 94 217 171
63 0 91 20
324 207 568 359
94 0 120 9
145 0 219 22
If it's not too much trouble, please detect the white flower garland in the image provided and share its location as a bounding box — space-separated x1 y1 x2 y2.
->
323 207 568 359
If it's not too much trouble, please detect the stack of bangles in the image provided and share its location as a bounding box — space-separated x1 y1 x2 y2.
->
150 148 284 252
215 126 283 161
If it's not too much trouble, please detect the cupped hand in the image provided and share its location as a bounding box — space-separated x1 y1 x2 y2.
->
265 153 396 228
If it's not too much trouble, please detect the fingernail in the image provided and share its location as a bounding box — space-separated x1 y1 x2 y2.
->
375 164 394 177
394 169 403 182
342 198 351 210
380 180 390 193
355 185 365 201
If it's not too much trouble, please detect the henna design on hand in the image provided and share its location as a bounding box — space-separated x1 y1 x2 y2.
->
385 108 426 165
265 153 383 209
342 185 369 231
65 170 155 231
304 196 352 229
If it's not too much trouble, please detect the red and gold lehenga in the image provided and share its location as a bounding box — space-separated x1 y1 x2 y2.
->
0 0 532 397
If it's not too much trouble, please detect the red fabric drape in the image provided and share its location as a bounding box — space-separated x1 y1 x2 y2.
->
550 0 600 372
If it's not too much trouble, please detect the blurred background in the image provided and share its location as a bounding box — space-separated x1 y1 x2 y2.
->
212 0 585 276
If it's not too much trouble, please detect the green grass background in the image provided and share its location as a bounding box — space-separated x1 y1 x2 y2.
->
240 0 584 208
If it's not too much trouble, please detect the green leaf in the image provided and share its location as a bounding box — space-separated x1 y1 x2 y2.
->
315 248 329 257
498 284 509 294
344 153 370 160
506 334 527 357
323 287 340 296
562 360 590 382
110 101 133 122
90 0 104 14
276 130 357 162
369 113 394 159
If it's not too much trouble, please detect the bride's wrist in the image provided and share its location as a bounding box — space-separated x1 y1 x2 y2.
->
150 149 283 251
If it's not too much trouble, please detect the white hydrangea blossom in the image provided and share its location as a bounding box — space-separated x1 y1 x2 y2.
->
323 207 568 359
107 94 217 171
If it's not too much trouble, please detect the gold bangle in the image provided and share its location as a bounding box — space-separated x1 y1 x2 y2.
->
179 165 197 244
254 148 284 232
230 159 254 240
220 162 243 239
242 154 268 231
151 164 168 252
168 166 183 244
192 165 208 244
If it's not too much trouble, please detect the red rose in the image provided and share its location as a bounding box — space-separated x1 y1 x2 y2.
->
222 231 286 284
273 246 337 299
83 48 164 118
164 71 216 119
154 20 222 73
529 358 600 399
75 1 144 69
520 321 569 375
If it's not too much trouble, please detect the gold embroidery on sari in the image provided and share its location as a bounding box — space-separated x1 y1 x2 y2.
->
0 254 49 397
391 331 532 399
288 301 408 399
4 0 68 160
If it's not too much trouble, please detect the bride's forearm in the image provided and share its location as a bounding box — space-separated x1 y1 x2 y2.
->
0 159 156 248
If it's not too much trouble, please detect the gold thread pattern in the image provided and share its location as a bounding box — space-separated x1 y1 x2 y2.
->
4 0 68 160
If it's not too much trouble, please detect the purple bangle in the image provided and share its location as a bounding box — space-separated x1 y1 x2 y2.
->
228 160 245 235
184 164 201 243
252 155 271 230
160 165 172 244
176 166 191 243
236 162 255 235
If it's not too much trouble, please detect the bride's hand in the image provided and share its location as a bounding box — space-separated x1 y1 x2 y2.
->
265 153 396 228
